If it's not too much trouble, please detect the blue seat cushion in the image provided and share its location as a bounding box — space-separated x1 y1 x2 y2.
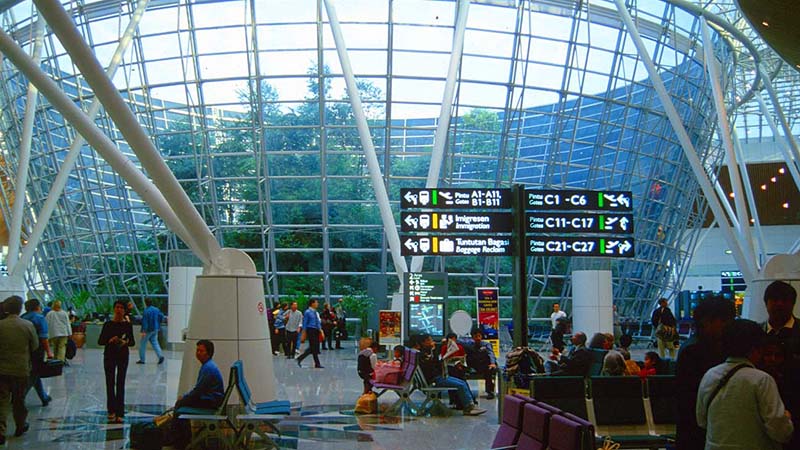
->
175 406 216 415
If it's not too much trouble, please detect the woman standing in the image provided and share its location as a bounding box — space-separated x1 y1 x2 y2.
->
321 303 337 350
98 300 135 423
45 300 72 362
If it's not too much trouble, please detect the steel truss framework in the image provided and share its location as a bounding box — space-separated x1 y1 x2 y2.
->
0 0 797 320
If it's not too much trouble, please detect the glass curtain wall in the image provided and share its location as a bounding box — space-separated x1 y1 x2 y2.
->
0 0 744 319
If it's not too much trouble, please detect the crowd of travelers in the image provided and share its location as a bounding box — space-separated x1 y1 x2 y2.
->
540 281 798 450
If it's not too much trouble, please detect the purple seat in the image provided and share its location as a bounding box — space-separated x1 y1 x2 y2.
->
548 414 583 450
491 395 527 448
517 403 551 450
562 412 596 450
372 348 419 415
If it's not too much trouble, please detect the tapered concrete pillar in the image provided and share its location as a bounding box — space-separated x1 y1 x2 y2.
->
0 276 26 301
743 254 800 323
571 270 613 338
167 266 203 344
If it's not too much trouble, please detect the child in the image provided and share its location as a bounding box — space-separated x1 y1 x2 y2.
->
357 338 379 394
639 351 660 378
392 345 404 365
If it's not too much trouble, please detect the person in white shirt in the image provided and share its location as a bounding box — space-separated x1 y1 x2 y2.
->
550 302 568 351
696 319 793 450
45 300 72 363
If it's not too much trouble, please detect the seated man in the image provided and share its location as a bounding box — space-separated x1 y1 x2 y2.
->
417 334 486 416
172 339 225 449
459 328 498 399
546 332 592 377
175 339 224 410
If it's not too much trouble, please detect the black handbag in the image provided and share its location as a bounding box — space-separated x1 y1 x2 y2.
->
38 359 64 378
65 338 77 360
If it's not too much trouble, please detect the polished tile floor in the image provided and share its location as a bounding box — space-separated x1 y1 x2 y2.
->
5 343 499 449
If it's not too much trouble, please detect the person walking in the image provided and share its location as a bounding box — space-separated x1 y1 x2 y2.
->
21 299 53 406
284 302 302 358
334 299 346 349
320 303 336 350
98 300 135 423
651 297 677 359
0 296 39 444
45 300 72 363
296 299 324 368
136 299 165 365
550 302 568 352
272 303 287 356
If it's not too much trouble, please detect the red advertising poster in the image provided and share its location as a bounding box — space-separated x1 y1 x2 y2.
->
476 287 500 357
378 310 403 347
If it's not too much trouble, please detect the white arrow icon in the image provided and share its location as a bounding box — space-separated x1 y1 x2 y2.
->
404 238 418 252
404 215 418 228
604 193 631 208
618 240 633 254
619 217 630 231
404 191 418 205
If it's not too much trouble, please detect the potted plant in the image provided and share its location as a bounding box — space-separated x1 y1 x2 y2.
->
66 290 91 348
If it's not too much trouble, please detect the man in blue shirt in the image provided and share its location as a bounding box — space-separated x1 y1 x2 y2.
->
21 299 52 407
136 299 165 365
175 339 224 409
172 339 224 450
459 328 498 399
296 299 323 368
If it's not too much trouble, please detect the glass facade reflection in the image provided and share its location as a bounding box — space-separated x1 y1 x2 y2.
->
0 0 767 319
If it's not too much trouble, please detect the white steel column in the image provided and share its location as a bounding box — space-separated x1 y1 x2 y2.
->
410 0 470 274
323 0 407 282
613 0 756 282
7 19 44 271
0 29 198 263
755 93 800 193
731 127 767 269
11 0 164 278
33 0 220 267
701 20 755 265
759 65 800 169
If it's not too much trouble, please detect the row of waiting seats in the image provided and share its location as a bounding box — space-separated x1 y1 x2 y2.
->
174 360 291 449
492 394 595 450
509 375 676 449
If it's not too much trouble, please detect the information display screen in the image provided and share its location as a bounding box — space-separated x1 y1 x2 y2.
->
408 303 445 338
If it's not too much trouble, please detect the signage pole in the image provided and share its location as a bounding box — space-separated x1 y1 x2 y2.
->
512 184 527 347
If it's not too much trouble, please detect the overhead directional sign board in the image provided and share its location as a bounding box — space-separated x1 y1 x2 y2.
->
527 236 635 258
401 235 513 256
401 212 513 233
526 189 633 211
401 188 512 210
526 212 634 234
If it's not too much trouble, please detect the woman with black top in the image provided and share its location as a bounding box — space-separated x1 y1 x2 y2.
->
98 300 135 423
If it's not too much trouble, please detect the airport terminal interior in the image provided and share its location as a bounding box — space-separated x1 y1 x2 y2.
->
0 0 799 448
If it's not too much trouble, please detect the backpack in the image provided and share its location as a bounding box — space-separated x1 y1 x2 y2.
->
357 350 373 379
504 347 544 376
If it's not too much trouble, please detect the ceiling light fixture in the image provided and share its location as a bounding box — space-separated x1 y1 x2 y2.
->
771 176 777 182
762 20 769 27
783 202 790 209
761 184 767 190
779 167 785 174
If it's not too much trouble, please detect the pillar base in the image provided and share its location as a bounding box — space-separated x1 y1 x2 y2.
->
177 274 275 404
